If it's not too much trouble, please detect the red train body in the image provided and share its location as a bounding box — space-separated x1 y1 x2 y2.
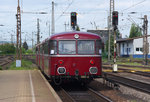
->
36 31 102 84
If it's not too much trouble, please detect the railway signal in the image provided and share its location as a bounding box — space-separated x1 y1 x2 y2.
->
71 12 77 30
112 11 119 73
112 11 118 27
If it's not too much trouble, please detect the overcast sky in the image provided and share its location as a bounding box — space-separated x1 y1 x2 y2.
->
0 0 150 45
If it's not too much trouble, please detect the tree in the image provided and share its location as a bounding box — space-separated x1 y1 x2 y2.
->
129 23 142 38
106 35 114 58
105 29 121 59
0 43 15 54
23 41 28 50
76 25 80 31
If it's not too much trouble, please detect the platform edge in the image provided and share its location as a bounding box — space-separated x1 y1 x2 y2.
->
38 70 62 102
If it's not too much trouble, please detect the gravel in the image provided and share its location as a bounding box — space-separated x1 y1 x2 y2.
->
88 78 149 102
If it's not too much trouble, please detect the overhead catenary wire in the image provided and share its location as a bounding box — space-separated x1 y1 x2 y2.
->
55 0 74 22
121 0 147 12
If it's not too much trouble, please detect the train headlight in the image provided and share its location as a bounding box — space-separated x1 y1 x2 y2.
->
89 67 98 74
57 67 66 74
90 60 94 65
58 60 64 65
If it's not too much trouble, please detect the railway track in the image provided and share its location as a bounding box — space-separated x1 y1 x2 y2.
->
53 83 112 102
103 63 150 70
129 71 150 77
103 72 150 94
0 55 14 69
0 54 35 69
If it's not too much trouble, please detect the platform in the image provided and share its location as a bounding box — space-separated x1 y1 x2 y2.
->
0 70 62 102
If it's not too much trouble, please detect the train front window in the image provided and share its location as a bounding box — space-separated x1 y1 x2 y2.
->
78 40 95 54
59 41 76 54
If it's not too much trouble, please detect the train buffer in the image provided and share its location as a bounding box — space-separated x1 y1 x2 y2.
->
0 70 62 102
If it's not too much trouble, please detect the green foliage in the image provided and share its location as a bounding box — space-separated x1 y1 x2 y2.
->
21 47 26 54
23 41 28 50
102 52 108 58
104 29 121 59
0 43 15 54
25 49 34 54
106 35 114 58
0 66 2 70
9 59 37 70
129 23 142 38
76 25 80 31
116 29 121 38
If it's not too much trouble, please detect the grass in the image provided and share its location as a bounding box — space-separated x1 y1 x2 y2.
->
0 66 2 70
102 57 149 66
116 61 142 66
9 59 37 70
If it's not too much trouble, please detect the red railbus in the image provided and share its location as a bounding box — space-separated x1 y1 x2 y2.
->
36 31 102 84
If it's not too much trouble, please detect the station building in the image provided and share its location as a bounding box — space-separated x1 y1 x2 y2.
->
117 36 150 58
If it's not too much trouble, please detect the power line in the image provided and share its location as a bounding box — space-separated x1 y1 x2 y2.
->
55 0 74 22
121 0 147 12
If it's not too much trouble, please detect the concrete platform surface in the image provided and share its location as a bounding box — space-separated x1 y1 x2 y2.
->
0 70 62 102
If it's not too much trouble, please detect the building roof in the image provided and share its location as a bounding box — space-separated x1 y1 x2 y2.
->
117 35 150 42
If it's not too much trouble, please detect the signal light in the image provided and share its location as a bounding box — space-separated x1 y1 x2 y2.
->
112 11 118 26
71 12 77 29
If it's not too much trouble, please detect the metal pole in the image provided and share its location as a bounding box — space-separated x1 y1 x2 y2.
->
108 16 111 61
108 0 114 61
32 32 33 49
143 18 146 61
51 1 55 34
113 26 118 72
145 15 148 65
16 0 22 67
37 18 40 44
64 22 67 31
143 15 149 65
49 22 50 36
16 0 21 60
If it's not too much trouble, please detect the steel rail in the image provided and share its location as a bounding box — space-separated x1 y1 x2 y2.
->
88 87 113 102
105 73 150 94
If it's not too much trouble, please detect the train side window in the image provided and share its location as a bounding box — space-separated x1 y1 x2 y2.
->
96 40 102 55
44 41 48 54
50 40 57 54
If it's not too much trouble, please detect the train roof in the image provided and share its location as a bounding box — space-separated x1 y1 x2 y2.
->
36 31 101 46
49 31 101 40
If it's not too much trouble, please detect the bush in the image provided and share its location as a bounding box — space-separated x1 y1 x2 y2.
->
25 49 33 54
0 43 15 54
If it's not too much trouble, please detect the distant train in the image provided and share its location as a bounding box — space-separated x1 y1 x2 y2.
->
36 31 102 85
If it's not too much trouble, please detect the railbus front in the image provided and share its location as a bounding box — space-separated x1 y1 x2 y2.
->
36 32 102 84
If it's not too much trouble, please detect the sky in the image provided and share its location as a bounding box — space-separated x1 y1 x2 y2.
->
0 0 150 46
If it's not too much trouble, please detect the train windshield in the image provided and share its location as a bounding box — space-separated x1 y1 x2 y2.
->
78 40 95 54
59 41 76 54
